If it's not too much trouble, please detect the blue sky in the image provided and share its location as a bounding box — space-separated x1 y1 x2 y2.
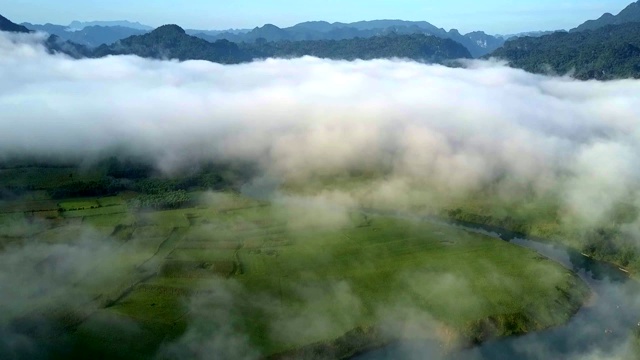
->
0 0 634 34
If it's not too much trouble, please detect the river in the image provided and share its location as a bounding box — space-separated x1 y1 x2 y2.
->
237 188 640 359
354 213 640 360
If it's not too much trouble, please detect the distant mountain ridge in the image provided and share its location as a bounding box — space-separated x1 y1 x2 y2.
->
185 28 250 37
92 24 253 64
22 22 147 47
3 13 473 63
0 14 91 58
7 3 640 81
497 30 558 40
0 14 31 33
92 24 471 64
198 20 503 57
571 1 640 32
68 20 152 31
22 18 504 57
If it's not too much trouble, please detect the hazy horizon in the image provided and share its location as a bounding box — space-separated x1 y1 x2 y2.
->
1 0 633 35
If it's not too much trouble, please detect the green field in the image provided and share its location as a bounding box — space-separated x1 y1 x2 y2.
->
0 167 590 359
287 176 640 277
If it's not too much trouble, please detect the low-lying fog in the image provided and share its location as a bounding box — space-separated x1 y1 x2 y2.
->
1 31 640 359
3 32 640 229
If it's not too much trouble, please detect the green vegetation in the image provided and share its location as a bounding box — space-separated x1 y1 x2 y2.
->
488 22 640 80
58 199 100 211
198 21 503 58
127 190 191 210
245 33 471 62
571 1 640 32
16 12 506 58
93 25 253 64
9 4 640 81
91 25 471 64
0 166 98 191
442 194 640 274
0 166 590 359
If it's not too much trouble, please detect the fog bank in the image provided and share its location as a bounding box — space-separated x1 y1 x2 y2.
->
3 32 640 230
2 31 640 359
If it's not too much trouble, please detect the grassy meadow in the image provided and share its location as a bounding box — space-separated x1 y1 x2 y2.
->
0 166 590 359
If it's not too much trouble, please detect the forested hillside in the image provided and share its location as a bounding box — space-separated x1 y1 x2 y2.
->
245 33 471 62
92 25 253 64
571 1 640 32
488 22 640 80
92 25 471 63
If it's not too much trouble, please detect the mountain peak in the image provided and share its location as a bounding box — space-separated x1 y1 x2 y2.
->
257 24 282 31
295 21 330 26
249 24 288 41
152 24 186 35
289 21 334 32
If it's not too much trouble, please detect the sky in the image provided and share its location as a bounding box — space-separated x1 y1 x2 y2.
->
0 0 634 34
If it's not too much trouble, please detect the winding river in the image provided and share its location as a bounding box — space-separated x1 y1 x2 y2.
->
354 213 640 360
239 184 640 359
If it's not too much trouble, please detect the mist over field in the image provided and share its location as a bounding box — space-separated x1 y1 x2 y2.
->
1 31 640 359
2 31 640 232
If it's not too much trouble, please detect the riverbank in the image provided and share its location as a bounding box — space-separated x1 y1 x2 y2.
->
443 207 639 277
261 210 591 359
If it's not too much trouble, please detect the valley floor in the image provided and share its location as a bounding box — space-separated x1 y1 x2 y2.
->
0 169 590 359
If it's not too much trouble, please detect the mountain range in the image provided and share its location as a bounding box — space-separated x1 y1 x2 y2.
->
67 20 153 31
21 18 503 57
497 30 558 40
490 22 640 80
3 1 640 80
92 24 471 64
491 1 640 79
193 20 504 57
22 23 147 47
1 14 471 64
243 31 471 61
92 25 253 64
571 1 640 32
